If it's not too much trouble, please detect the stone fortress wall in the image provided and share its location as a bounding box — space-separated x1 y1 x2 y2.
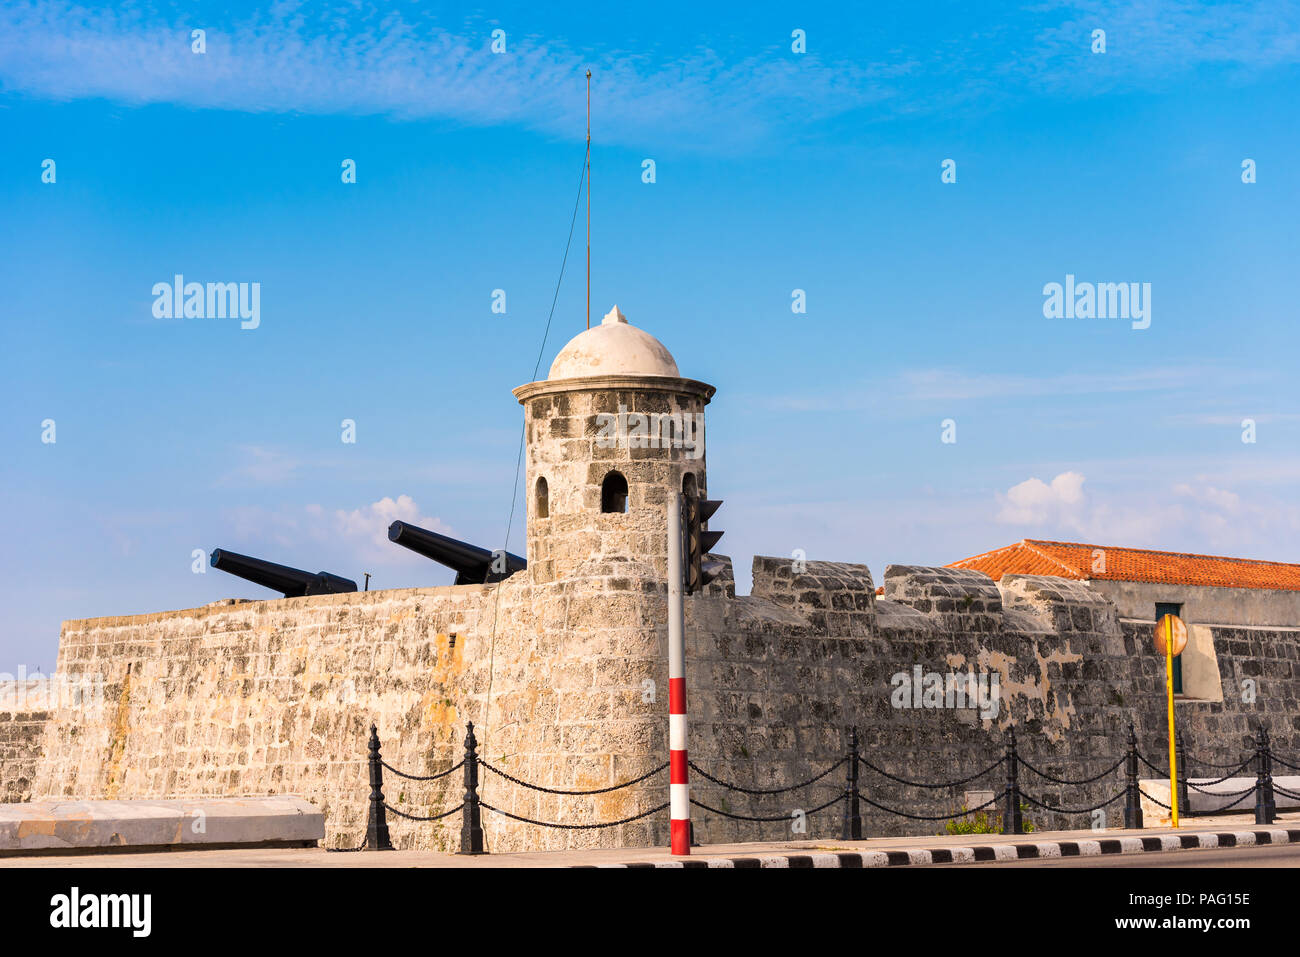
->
0 681 48 804
5 307 1296 850
5 556 1296 850
685 562 1299 842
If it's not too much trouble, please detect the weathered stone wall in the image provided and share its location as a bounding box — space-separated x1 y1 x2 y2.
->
27 572 670 853
0 682 48 803
680 565 1123 841
1123 618 1300 769
10 555 1298 850
517 377 711 585
681 563 1299 843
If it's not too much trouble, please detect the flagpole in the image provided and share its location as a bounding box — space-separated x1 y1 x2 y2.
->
586 69 591 330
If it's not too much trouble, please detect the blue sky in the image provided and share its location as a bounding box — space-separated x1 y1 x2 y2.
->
2 0 1298 668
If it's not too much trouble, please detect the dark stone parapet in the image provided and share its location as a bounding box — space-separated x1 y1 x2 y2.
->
884 565 1002 633
751 556 875 637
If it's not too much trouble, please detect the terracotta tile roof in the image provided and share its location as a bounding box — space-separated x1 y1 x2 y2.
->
947 540 1300 592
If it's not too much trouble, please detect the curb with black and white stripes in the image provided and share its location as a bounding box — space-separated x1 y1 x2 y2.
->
583 826 1300 868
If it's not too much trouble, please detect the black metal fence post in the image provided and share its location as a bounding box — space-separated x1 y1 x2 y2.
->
1176 728 1192 819
1253 727 1271 826
1124 721 1143 829
459 721 486 855
1261 725 1276 824
366 723 394 851
841 726 863 841
1003 726 1023 835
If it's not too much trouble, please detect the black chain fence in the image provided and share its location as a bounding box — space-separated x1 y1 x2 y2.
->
348 718 1296 854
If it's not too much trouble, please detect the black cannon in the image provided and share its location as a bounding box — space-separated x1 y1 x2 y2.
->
209 548 357 598
387 521 526 585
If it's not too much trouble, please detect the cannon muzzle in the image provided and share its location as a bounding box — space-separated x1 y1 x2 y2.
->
387 521 525 585
210 548 357 598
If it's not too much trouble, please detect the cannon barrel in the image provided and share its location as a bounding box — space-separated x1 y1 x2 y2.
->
387 521 526 585
209 548 357 598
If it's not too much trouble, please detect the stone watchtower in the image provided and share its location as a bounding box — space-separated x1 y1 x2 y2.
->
513 306 715 584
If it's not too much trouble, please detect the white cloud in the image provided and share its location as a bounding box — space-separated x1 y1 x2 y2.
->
2 1 1296 151
898 367 1219 403
1172 483 1240 513
1171 414 1294 426
0 1 902 151
993 470 1300 555
327 494 447 556
996 471 1087 526
1024 0 1300 91
747 364 1238 411
218 445 302 485
225 494 449 565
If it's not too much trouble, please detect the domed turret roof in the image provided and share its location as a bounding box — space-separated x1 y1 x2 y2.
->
547 305 679 380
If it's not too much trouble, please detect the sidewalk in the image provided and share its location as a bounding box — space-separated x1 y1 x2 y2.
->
2 810 1296 868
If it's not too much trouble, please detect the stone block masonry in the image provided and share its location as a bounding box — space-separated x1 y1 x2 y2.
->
25 571 674 853
0 682 47 804
12 554 1295 852
680 563 1299 844
515 373 713 586
9 308 1295 854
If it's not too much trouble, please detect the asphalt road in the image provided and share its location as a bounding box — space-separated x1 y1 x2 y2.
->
941 842 1300 867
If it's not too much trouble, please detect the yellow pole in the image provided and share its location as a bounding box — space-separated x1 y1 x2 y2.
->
1166 616 1178 828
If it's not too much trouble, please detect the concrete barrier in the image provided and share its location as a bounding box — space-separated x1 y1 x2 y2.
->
1140 776 1300 824
0 797 324 855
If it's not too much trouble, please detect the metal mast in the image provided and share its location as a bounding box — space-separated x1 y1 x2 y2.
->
586 69 591 330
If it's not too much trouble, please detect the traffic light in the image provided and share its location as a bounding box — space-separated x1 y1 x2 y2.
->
684 494 724 594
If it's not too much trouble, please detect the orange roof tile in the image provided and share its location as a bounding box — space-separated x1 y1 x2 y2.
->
947 540 1300 592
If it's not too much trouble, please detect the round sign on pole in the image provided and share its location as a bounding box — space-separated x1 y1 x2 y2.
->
1153 613 1187 657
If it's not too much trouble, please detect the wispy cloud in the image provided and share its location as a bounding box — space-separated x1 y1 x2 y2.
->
992 469 1300 554
748 363 1231 411
224 493 448 565
0 1 902 150
997 470 1087 526
895 366 1222 402
1165 412 1300 427
216 445 302 486
2 1 1297 150
1022 0 1300 92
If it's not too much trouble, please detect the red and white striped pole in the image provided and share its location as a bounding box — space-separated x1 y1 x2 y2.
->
667 491 690 855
